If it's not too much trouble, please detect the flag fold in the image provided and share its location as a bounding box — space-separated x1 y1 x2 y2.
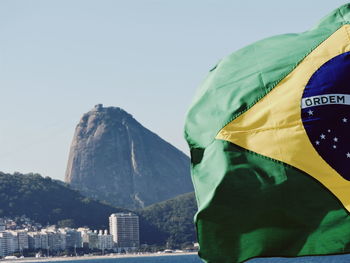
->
185 4 350 263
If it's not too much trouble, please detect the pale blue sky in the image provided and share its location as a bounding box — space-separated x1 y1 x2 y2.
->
0 0 349 180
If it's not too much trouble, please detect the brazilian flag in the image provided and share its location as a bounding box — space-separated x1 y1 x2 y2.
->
185 4 350 263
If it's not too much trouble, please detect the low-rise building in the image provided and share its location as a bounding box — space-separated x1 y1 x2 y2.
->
80 229 98 249
40 232 49 250
46 231 65 251
7 231 19 254
98 230 113 250
17 230 29 250
0 231 17 256
60 228 82 249
28 232 41 250
0 233 6 257
0 219 5 232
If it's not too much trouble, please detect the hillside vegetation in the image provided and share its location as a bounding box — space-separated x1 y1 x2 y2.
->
0 172 197 247
0 172 126 229
139 192 197 247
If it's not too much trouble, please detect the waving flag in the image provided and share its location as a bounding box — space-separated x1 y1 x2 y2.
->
185 4 350 263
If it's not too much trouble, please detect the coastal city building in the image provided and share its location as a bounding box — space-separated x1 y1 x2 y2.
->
39 231 49 250
81 230 98 249
28 232 41 250
0 232 10 257
109 213 139 250
98 230 113 250
0 214 140 257
17 230 29 251
7 231 19 254
0 219 5 232
0 234 5 257
61 228 82 249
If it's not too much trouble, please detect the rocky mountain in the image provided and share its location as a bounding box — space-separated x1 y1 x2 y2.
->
65 104 193 209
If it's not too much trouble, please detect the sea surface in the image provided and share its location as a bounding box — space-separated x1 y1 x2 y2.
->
22 253 350 263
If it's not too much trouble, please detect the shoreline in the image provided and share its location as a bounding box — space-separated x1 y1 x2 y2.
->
2 252 199 263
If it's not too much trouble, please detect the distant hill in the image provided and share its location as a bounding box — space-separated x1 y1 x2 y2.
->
0 172 197 247
139 192 198 247
0 172 126 229
65 105 193 210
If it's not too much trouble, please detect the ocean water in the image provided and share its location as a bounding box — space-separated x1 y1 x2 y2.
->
24 253 350 263
27 255 202 263
249 254 350 263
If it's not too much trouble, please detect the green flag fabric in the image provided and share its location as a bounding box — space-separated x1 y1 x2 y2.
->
185 4 350 263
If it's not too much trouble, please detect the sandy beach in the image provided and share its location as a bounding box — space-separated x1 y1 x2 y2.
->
1 252 198 263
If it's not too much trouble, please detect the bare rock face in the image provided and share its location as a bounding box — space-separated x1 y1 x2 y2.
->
65 105 193 209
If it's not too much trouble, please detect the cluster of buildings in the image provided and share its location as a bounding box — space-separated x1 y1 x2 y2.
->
0 213 139 257
1 216 42 231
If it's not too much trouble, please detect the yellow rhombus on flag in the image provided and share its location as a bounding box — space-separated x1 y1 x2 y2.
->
185 3 350 263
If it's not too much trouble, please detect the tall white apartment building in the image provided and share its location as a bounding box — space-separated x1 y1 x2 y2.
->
109 213 139 249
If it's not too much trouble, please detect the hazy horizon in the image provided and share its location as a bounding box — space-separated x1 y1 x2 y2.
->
1 0 349 180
